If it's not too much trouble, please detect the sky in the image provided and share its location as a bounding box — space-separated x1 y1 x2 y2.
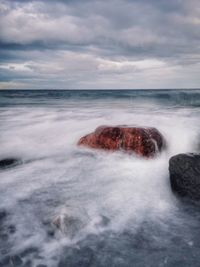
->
0 0 200 89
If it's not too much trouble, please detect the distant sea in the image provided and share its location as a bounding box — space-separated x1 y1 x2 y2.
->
0 89 200 267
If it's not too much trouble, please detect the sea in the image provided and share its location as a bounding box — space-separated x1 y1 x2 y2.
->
0 89 200 267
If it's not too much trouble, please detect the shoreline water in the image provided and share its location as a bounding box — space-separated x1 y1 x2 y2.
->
0 89 200 266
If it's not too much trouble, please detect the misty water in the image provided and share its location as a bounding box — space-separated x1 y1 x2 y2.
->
0 89 200 267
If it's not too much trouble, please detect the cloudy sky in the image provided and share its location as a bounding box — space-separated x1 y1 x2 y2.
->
0 0 200 89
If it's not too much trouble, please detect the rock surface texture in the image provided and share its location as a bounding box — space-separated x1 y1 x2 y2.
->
169 153 200 200
78 126 165 158
53 214 84 238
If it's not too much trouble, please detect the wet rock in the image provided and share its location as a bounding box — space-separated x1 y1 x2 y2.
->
78 125 165 158
169 153 200 200
0 158 22 170
52 208 89 238
53 213 85 238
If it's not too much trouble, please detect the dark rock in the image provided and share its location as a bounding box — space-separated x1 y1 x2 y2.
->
78 125 166 158
169 153 200 200
0 158 22 170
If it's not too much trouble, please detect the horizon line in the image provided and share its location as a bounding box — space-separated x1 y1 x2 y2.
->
1 88 200 91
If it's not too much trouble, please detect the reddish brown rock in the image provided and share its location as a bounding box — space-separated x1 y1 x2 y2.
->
78 126 166 157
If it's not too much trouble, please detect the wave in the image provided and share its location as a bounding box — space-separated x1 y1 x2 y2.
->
0 90 200 266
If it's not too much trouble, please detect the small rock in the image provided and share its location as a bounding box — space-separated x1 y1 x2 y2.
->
52 208 89 238
53 214 84 238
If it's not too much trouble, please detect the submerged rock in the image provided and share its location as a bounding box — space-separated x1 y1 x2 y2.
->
0 158 21 170
52 208 89 238
78 125 165 158
53 214 84 238
169 153 200 200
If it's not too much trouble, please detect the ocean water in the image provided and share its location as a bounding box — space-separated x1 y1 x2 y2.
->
0 89 200 267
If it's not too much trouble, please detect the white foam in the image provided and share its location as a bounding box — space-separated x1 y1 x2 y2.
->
0 99 199 265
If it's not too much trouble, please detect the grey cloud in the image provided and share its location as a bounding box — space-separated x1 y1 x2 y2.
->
0 0 200 89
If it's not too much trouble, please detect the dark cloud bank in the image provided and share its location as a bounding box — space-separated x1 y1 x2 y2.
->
0 0 200 89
